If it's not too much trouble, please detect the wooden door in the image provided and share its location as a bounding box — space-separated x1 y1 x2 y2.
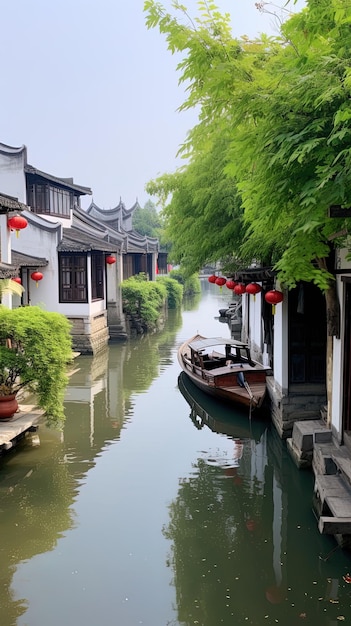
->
289 283 326 385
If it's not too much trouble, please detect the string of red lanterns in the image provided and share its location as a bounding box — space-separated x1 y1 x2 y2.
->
208 274 284 313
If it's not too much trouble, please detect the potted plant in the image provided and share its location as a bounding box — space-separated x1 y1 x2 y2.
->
0 305 73 427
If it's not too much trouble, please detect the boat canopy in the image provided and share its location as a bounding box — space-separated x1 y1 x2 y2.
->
188 337 248 352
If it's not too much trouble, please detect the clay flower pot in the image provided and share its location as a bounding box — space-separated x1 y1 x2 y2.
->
0 394 18 420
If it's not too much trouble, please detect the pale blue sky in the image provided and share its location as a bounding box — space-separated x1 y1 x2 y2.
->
2 0 305 209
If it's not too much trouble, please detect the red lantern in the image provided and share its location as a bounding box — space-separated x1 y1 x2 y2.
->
226 279 237 290
208 274 217 284
234 283 246 295
246 282 261 301
215 276 226 292
12 277 22 284
265 289 284 314
8 215 28 238
215 276 226 286
106 255 116 265
31 271 43 287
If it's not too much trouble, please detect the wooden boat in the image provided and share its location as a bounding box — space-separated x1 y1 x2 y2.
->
178 372 267 441
177 334 269 410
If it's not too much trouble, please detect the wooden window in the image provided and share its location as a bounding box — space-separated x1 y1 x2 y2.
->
27 183 49 213
59 254 87 302
91 252 104 300
28 183 73 216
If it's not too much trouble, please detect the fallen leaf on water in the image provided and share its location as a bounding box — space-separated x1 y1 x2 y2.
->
299 613 306 619
337 617 345 621
343 574 351 584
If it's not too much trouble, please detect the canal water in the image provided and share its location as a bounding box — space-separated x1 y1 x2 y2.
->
2 281 351 626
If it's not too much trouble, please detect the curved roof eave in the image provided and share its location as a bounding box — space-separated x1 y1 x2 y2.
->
25 165 92 196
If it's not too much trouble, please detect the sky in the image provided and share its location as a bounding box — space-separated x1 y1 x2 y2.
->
2 0 305 210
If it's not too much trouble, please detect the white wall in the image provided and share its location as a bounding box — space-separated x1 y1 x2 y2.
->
11 212 106 317
331 249 351 438
248 290 263 353
0 146 27 202
272 299 288 392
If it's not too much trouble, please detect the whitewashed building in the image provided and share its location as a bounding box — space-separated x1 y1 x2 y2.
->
0 142 128 353
234 268 327 439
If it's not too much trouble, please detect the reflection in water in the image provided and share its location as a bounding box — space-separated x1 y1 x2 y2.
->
178 371 267 442
1 282 351 626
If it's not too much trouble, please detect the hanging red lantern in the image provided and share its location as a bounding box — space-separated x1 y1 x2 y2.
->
31 271 43 287
215 276 226 287
246 282 262 301
265 289 284 314
215 276 226 292
208 274 217 284
234 283 246 295
8 215 28 238
226 279 237 290
106 255 116 265
12 277 22 284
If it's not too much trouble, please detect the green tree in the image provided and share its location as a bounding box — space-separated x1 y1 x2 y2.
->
147 126 245 276
133 199 163 238
144 0 351 338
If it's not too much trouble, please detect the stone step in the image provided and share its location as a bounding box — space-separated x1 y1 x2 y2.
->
315 472 351 515
108 324 128 341
313 442 340 475
319 516 351 535
331 453 351 488
292 419 332 453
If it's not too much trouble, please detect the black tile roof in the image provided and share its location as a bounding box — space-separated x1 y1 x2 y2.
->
57 228 116 253
25 165 92 196
0 193 28 213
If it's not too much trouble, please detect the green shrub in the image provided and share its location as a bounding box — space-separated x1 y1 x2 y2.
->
0 306 73 428
156 276 183 309
169 269 201 296
121 275 167 328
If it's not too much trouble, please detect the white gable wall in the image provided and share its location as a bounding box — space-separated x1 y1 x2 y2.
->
0 148 27 203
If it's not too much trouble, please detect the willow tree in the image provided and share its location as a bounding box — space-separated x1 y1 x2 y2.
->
144 0 267 275
144 0 351 340
146 126 245 276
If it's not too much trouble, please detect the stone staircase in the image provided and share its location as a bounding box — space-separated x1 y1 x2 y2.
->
108 324 128 342
287 419 351 543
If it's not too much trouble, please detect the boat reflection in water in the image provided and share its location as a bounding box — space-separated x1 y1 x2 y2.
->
177 371 267 443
